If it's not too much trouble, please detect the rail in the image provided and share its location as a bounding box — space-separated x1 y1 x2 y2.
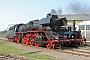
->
0 38 90 58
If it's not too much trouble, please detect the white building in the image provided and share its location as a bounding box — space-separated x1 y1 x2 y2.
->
58 14 90 40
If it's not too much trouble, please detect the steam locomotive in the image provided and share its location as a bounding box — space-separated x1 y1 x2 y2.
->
6 14 85 49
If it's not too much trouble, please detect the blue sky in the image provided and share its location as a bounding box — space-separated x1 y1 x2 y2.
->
0 0 90 31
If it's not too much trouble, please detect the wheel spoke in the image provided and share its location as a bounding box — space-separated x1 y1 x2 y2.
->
26 40 29 45
35 42 39 47
46 43 52 49
22 39 25 44
30 41 34 46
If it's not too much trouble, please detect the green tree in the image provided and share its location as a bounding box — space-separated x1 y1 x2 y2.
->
1 29 7 33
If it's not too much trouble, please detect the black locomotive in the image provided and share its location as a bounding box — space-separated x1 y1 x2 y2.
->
6 14 84 49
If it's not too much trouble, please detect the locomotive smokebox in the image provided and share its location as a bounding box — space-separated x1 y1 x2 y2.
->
6 25 16 38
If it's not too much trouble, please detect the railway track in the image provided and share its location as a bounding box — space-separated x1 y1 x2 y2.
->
0 38 90 58
54 49 90 57
0 53 29 60
32 46 90 58
21 43 90 58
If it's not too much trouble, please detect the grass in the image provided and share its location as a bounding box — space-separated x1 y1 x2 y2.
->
0 44 64 60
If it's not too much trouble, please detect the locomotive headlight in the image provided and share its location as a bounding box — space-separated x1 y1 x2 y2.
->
72 36 74 38
55 36 59 39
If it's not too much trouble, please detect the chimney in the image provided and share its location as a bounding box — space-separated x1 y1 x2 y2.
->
47 13 51 17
